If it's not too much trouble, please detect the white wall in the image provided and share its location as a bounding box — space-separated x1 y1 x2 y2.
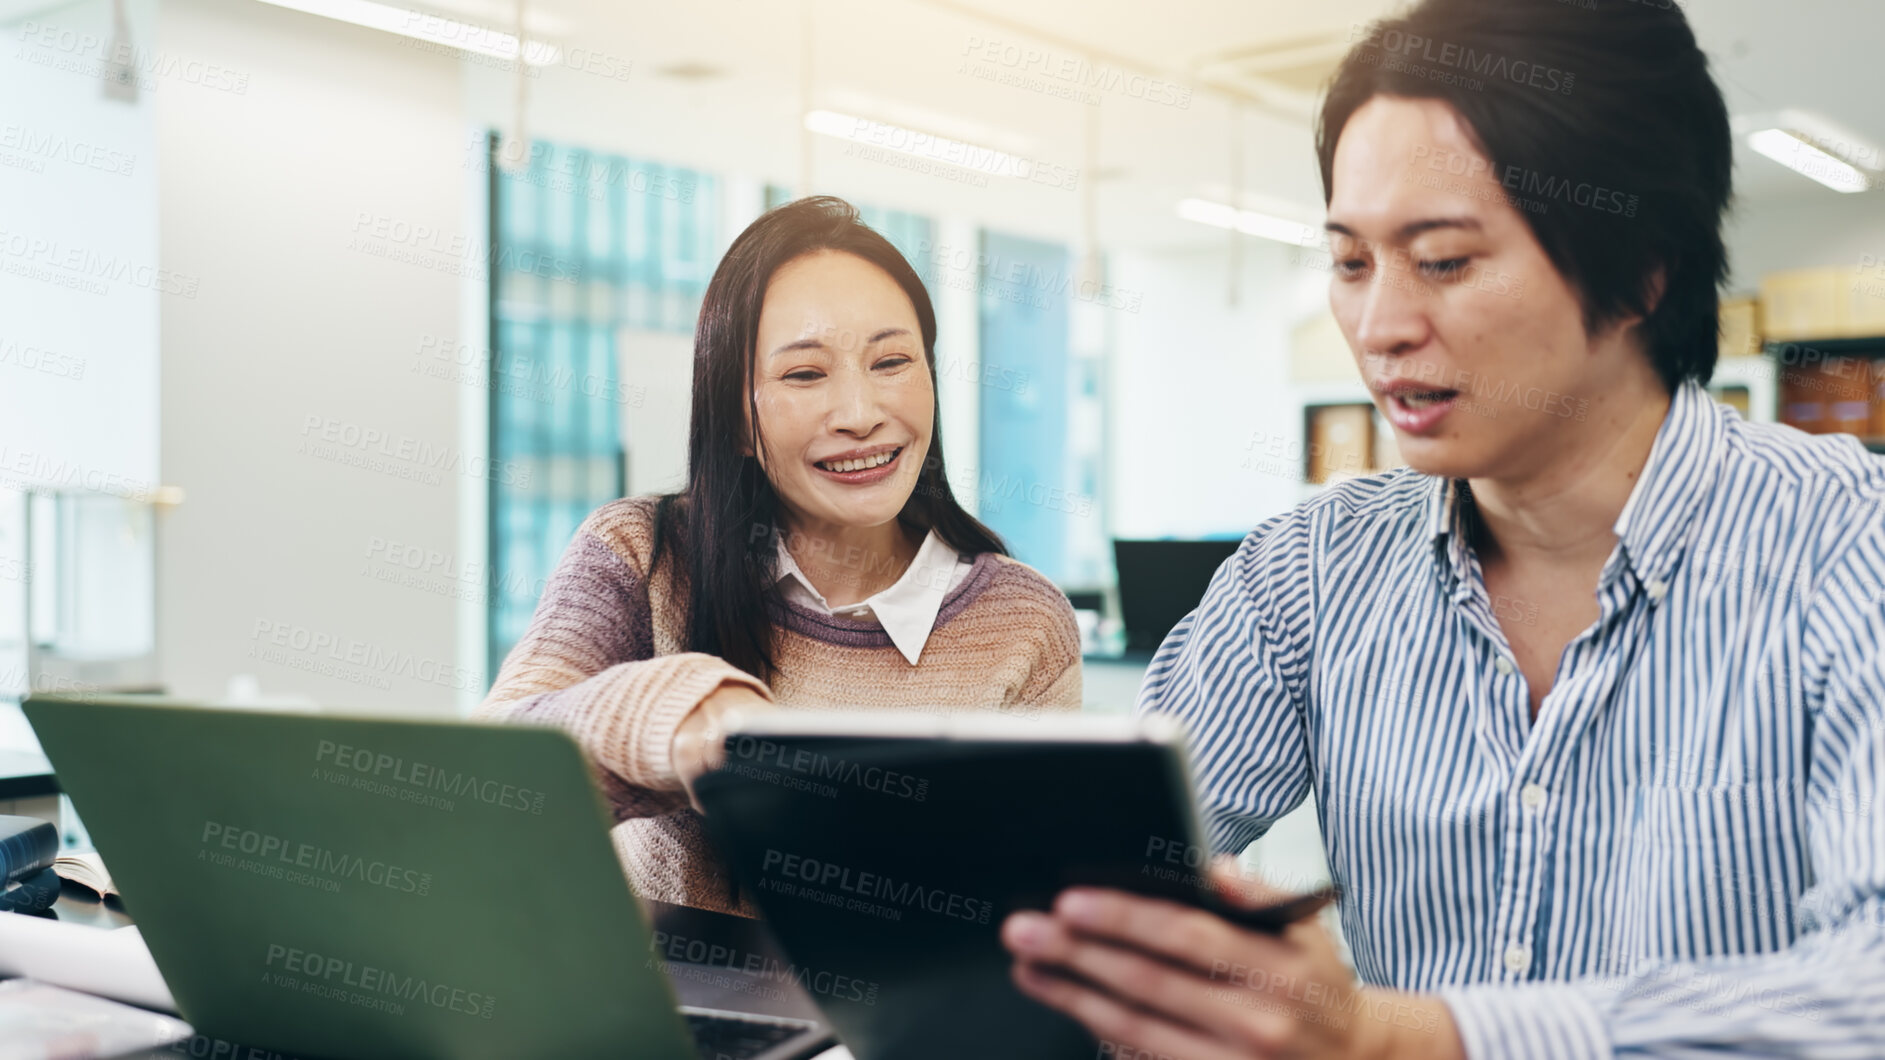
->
156 0 469 712
0 0 161 496
1108 237 1333 538
1725 188 1885 293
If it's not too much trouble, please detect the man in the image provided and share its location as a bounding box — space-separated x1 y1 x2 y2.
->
1001 0 1885 1055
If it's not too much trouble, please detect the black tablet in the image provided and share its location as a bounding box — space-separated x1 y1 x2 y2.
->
694 712 1223 1060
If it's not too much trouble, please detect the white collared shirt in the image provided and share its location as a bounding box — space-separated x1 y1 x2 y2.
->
771 529 974 665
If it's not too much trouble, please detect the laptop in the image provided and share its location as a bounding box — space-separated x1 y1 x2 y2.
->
23 694 834 1060
1111 538 1242 655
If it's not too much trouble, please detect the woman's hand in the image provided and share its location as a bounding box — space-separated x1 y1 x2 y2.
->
671 682 774 802
1001 860 1463 1060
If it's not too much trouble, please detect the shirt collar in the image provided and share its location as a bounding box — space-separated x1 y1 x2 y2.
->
772 529 961 666
1427 380 1724 595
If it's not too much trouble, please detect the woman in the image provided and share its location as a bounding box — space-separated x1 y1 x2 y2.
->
477 196 1082 914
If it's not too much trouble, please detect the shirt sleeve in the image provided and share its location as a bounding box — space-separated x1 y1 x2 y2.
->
1440 519 1885 1058
1132 515 1316 857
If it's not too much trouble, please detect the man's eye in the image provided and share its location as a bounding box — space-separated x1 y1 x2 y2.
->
1418 258 1469 278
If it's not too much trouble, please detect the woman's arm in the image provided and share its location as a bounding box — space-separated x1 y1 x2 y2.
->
1016 577 1084 712
475 518 771 803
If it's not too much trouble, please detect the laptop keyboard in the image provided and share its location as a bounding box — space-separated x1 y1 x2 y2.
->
683 1010 817 1059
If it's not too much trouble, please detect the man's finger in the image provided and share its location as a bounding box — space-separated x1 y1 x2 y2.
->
1006 909 1309 1045
1046 890 1293 979
1209 857 1291 909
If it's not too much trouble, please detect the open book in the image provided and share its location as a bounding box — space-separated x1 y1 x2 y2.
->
52 850 118 900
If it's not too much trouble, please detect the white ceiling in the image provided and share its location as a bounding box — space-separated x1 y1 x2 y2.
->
449 0 1885 253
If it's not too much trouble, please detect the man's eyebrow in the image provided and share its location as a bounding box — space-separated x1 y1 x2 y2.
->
1325 217 1483 242
767 327 912 358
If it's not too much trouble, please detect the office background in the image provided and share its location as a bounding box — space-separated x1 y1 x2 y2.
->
2 0 1883 784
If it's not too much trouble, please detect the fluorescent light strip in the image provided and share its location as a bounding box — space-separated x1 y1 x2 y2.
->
805 109 1027 179
1747 128 1871 193
1177 197 1322 245
255 0 561 65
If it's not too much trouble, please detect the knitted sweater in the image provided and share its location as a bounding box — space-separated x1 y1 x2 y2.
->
475 497 1083 914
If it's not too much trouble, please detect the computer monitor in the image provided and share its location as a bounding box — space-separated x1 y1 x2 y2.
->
1111 538 1242 655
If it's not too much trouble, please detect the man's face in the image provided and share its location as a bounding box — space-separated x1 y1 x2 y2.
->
1326 95 1622 481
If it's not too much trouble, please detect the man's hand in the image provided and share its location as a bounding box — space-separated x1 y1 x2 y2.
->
671 682 773 804
1000 860 1464 1060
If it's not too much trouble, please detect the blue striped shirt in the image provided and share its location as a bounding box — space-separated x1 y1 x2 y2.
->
1136 381 1885 1057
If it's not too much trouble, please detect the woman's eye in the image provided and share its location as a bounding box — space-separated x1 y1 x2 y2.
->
1418 257 1469 278
1334 259 1369 279
874 355 914 370
783 369 823 382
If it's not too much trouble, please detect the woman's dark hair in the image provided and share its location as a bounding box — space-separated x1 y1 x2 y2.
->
651 195 1005 681
1316 0 1733 390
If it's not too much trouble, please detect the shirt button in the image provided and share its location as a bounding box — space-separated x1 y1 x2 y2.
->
1494 656 1515 677
1645 579 1668 602
1521 783 1547 812
1503 944 1531 974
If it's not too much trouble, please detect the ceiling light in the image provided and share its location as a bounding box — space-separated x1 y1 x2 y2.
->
254 0 561 65
1177 197 1322 245
1746 128 1871 193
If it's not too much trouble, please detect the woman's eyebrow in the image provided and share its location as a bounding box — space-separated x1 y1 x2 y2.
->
767 326 912 359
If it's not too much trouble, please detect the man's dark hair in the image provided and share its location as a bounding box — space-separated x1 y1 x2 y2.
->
1316 0 1733 390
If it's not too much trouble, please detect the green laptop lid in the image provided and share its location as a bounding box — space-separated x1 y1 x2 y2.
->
25 694 696 1060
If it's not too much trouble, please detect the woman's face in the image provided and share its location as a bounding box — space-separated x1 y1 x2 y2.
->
1326 96 1641 483
749 249 934 533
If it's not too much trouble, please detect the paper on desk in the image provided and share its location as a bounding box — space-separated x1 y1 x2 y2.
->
0 915 176 1012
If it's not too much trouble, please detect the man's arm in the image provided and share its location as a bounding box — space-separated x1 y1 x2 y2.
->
1134 517 1317 856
